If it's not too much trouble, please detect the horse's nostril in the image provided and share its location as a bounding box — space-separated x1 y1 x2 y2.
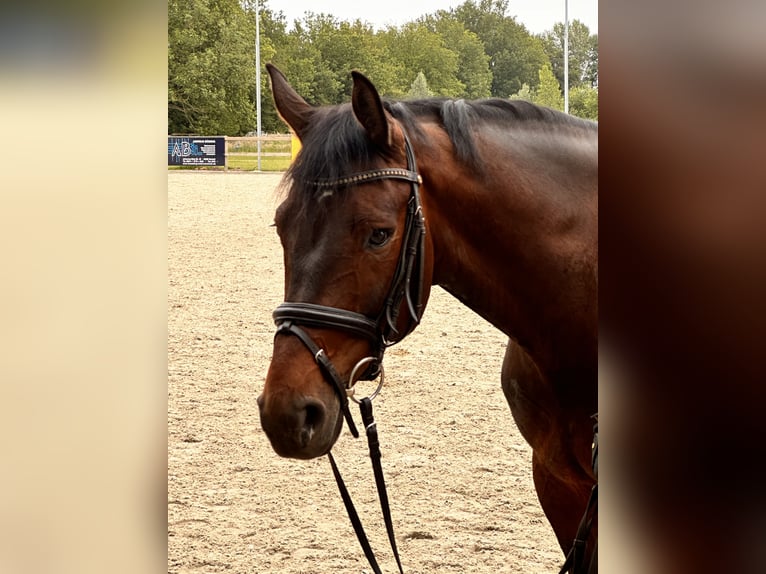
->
304 401 324 427
299 399 326 447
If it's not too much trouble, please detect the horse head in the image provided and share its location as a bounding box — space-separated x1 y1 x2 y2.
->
257 64 433 459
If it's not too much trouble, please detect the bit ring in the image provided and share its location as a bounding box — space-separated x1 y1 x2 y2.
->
347 357 385 404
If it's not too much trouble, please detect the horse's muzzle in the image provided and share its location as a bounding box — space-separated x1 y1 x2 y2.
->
257 387 341 459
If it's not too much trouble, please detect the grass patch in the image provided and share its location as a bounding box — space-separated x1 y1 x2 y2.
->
227 156 291 172
228 141 289 154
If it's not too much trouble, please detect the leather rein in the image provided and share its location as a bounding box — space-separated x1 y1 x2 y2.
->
272 132 426 573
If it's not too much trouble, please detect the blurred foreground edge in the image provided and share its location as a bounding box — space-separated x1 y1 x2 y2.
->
600 2 766 573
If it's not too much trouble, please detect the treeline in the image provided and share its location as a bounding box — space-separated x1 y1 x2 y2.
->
168 0 598 135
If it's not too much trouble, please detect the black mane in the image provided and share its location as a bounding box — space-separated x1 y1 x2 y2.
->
285 96 596 198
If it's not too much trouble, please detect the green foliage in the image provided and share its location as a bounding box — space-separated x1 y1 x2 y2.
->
509 83 533 102
292 15 397 102
227 155 292 171
379 22 463 97
407 72 433 99
451 0 547 97
168 0 598 136
168 0 257 135
540 20 598 89
510 68 597 120
421 14 492 98
568 85 598 120
534 62 564 110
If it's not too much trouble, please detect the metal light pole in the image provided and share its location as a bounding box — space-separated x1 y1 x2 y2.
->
255 0 262 170
564 0 569 114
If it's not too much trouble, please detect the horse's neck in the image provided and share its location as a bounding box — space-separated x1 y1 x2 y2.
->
421 126 598 371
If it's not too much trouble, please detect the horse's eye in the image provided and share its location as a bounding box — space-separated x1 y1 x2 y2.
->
368 228 392 248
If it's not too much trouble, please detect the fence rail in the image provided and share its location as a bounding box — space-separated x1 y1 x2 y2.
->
228 152 292 157
168 134 295 171
226 134 293 170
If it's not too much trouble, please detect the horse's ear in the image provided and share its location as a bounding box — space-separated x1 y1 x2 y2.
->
351 71 392 151
266 63 314 139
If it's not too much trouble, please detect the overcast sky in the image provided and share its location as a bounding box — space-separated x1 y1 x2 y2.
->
268 0 598 35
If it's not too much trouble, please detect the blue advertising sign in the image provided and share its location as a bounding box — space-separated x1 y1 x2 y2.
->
168 137 226 166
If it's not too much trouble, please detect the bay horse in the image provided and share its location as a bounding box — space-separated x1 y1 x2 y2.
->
257 63 598 572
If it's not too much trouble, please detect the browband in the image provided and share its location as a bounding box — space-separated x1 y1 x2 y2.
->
311 168 422 189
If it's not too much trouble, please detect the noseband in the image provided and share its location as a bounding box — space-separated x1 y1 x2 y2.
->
272 132 426 438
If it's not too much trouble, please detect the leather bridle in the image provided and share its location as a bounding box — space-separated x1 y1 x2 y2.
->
272 132 426 439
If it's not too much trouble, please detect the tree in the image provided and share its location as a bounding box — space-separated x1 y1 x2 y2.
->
510 64 564 110
451 0 547 97
568 85 598 120
407 72 433 99
271 14 402 104
168 0 599 134
509 83 533 102
421 14 492 98
533 62 563 110
168 0 256 135
540 20 598 89
379 22 463 97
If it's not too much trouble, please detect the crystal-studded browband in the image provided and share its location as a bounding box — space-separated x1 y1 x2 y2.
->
310 168 422 189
